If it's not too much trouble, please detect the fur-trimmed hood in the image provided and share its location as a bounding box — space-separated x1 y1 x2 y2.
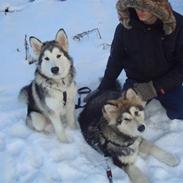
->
116 0 176 35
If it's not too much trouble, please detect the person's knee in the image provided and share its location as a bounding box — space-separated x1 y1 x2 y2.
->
158 86 183 120
166 107 183 120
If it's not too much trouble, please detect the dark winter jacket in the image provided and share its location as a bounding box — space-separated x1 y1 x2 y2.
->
99 10 183 94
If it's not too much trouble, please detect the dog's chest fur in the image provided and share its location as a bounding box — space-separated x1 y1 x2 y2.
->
98 120 142 164
34 72 77 115
46 90 64 111
45 82 76 114
118 137 142 164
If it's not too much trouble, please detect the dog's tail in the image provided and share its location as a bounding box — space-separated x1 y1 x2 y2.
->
18 85 29 104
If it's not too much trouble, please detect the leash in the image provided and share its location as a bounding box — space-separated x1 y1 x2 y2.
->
75 87 91 109
75 87 114 182
105 158 113 183
89 157 114 183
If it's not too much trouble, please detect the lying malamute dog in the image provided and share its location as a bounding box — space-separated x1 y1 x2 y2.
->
79 89 179 183
19 29 77 142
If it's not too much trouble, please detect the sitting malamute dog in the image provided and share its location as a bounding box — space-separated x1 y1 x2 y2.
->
79 89 179 183
19 29 77 143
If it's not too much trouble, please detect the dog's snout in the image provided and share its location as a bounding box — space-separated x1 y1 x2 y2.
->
51 67 59 74
137 125 145 132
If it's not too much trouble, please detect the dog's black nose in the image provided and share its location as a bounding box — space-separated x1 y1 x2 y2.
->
138 125 145 132
51 67 59 74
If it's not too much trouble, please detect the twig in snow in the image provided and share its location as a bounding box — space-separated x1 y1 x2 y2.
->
0 7 22 15
51 176 63 183
99 43 111 50
24 35 37 64
16 48 20 52
73 28 102 41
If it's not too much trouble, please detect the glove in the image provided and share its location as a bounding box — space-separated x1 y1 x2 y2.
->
133 81 157 101
83 88 101 103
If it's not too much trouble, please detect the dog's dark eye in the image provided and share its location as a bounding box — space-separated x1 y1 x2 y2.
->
135 111 139 116
57 54 61 58
45 57 50 61
117 119 122 124
124 118 131 122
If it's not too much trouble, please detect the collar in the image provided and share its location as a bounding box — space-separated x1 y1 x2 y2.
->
98 122 137 148
35 70 70 92
35 70 68 106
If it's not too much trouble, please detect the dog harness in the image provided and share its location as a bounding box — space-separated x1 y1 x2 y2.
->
36 71 91 108
97 124 137 157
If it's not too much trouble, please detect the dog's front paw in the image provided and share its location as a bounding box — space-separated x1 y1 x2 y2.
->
67 116 77 129
69 122 78 129
57 132 69 143
163 152 180 167
167 155 180 167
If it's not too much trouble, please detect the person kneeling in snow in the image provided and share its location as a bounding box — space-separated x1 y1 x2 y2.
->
85 0 183 120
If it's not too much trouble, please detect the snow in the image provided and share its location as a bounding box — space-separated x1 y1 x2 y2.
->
0 0 183 183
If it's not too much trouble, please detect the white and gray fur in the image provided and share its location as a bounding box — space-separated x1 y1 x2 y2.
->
79 88 179 183
19 29 77 143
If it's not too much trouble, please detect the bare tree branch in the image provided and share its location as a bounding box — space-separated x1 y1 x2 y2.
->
24 35 37 65
73 28 102 41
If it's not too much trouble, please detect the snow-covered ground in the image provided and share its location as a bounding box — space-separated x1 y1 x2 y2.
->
0 0 183 183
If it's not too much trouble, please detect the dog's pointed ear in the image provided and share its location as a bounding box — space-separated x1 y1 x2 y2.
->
102 102 118 125
103 103 118 114
29 36 43 56
125 89 138 100
125 89 146 107
55 29 68 52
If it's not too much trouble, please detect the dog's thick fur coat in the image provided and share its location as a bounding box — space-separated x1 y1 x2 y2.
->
19 29 77 142
79 89 179 183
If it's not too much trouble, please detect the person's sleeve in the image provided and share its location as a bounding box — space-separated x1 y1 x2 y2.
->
98 24 125 90
153 23 183 94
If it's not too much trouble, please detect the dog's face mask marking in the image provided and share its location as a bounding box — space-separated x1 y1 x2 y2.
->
40 47 71 79
103 89 145 137
117 105 145 137
30 29 71 79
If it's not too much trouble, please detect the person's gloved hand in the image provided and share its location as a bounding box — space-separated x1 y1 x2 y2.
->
83 88 101 103
133 81 157 101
